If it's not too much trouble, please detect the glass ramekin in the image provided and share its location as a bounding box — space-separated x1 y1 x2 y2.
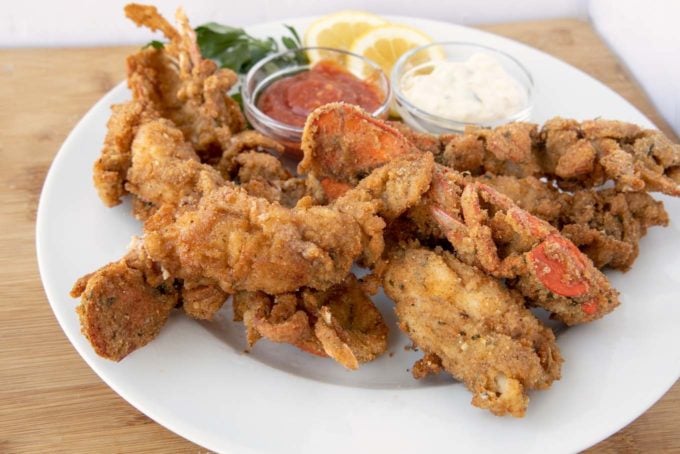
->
241 47 391 153
391 42 534 134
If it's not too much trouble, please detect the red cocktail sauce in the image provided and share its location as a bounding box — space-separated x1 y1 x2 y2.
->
257 60 384 127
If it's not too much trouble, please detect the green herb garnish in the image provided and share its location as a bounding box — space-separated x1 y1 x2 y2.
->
195 23 308 73
143 40 165 50
195 23 277 73
143 23 308 73
281 24 309 65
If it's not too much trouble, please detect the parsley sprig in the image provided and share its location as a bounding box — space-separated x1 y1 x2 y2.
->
194 23 307 73
144 23 307 74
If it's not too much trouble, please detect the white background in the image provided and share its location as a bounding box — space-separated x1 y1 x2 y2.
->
1 0 678 135
0 0 589 46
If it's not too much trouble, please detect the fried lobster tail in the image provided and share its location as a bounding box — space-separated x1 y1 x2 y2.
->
384 245 562 417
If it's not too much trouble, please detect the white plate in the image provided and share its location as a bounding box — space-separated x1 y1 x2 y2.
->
36 16 680 453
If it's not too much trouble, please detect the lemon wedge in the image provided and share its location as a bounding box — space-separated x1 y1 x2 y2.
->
304 11 388 63
347 24 444 77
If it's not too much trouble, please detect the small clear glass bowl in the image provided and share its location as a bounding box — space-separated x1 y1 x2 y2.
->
242 47 391 153
391 42 534 134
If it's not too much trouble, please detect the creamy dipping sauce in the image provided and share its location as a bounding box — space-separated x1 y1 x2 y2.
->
400 53 527 123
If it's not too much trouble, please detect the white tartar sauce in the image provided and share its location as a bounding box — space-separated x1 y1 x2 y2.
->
400 53 527 123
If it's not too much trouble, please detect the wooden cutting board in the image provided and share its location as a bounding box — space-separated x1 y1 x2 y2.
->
0 18 677 453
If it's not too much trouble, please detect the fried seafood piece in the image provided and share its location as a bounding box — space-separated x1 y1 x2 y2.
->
384 246 562 417
143 190 361 295
233 275 388 369
476 174 669 270
301 103 619 324
302 104 670 271
216 130 286 177
180 278 228 320
124 4 245 161
559 189 668 269
93 4 248 208
540 118 680 193
93 101 154 207
142 153 434 295
71 238 228 359
299 102 418 197
234 291 324 357
125 119 225 218
440 117 680 195
233 151 307 207
401 171 668 271
431 179 620 325
439 123 540 178
125 119 302 218
70 240 178 361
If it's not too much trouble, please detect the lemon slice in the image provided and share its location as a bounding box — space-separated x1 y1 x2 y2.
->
304 11 389 63
348 24 444 77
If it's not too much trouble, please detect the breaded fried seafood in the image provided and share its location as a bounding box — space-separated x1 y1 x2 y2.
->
234 275 388 370
384 245 562 417
70 2 680 419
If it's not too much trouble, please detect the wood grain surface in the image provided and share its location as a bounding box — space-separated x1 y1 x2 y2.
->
1 18 678 453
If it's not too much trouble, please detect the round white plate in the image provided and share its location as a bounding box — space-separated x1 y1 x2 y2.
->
36 16 680 453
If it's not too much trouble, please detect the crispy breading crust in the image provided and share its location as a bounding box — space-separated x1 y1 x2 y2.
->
93 101 151 206
180 278 228 320
440 117 680 195
301 103 671 272
70 241 178 361
124 4 245 160
123 119 304 219
141 153 433 294
234 275 387 369
474 174 669 270
91 3 246 210
143 189 364 294
384 246 562 417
